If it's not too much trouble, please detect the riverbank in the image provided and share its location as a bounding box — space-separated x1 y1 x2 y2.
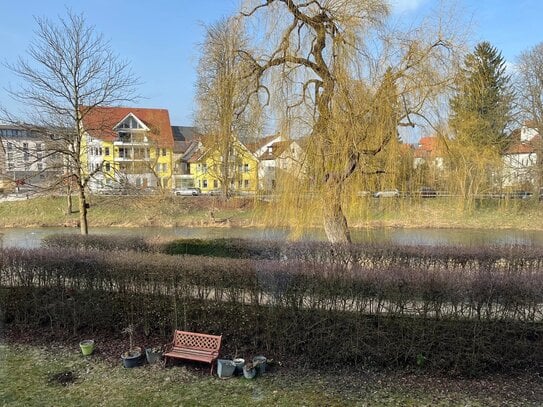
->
1 195 543 231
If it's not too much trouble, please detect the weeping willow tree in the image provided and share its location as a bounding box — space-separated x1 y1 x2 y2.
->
241 0 461 243
194 16 263 198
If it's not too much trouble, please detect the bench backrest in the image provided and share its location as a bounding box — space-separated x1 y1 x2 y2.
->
172 330 222 352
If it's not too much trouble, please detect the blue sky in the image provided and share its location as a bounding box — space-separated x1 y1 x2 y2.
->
1 0 543 126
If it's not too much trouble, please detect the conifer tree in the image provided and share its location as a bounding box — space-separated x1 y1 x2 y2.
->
450 42 514 151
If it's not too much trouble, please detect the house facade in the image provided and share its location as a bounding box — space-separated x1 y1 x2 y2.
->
0 124 62 192
413 136 444 170
249 134 304 191
81 107 174 192
502 124 541 188
188 136 259 194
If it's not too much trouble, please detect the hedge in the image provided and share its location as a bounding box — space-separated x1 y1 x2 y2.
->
1 245 542 375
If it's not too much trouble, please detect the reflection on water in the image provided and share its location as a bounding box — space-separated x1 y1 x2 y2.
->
2 226 543 249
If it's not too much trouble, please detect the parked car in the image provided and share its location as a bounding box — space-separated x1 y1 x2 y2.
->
420 187 437 198
373 189 400 198
173 187 201 196
208 189 224 196
508 191 532 200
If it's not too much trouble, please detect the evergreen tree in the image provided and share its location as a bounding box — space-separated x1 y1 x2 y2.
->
450 42 514 151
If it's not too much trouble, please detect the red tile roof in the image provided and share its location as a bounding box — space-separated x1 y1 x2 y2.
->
504 135 542 155
81 106 174 147
414 136 440 158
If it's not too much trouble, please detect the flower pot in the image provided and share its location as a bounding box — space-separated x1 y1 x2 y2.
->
253 355 267 375
233 358 245 376
79 340 95 356
121 347 142 368
216 359 236 379
145 348 162 364
243 365 257 380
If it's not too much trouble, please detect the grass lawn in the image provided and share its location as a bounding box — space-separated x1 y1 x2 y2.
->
1 344 541 406
2 194 543 231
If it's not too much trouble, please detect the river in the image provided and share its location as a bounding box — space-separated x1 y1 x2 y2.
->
2 226 543 249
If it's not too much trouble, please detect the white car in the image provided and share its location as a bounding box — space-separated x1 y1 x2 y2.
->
174 187 201 196
373 189 400 198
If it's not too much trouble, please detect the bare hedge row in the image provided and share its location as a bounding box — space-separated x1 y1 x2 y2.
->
44 234 543 273
1 245 542 374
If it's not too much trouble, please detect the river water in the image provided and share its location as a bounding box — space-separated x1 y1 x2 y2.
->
2 226 543 249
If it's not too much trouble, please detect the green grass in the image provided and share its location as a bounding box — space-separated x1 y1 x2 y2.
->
1 344 540 406
1 194 543 231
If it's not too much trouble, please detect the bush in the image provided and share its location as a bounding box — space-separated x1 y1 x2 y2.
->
42 234 152 252
2 244 542 375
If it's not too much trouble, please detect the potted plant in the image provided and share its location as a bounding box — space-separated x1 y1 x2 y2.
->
121 324 142 368
145 346 163 364
79 339 95 356
242 361 257 379
233 358 245 376
216 359 236 379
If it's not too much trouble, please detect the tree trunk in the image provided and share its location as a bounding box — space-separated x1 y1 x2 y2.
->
322 181 351 243
66 184 73 214
78 185 88 235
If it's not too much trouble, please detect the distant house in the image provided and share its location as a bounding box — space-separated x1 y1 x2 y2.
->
248 134 304 191
502 124 541 187
0 124 62 192
171 126 201 189
413 136 444 170
81 106 175 192
173 131 259 195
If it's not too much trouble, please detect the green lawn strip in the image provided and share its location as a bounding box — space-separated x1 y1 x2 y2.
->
2 344 538 406
2 195 543 230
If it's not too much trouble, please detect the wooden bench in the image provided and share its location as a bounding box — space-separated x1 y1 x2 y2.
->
163 330 222 374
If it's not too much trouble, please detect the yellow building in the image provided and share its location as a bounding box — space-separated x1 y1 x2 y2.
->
181 135 259 195
81 106 174 193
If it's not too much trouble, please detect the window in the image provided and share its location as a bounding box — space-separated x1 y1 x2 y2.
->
7 142 13 151
105 162 111 172
7 162 14 170
161 148 167 157
99 147 103 156
213 180 219 188
244 163 249 173
36 143 43 151
37 163 43 171
238 180 242 188
24 152 29 162
202 164 208 173
7 152 13 161
244 179 249 188
22 142 28 151
105 147 110 156
203 179 208 188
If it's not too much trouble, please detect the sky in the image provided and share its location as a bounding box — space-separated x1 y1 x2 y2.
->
1 0 543 128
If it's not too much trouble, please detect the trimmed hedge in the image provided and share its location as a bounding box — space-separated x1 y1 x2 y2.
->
1 245 542 375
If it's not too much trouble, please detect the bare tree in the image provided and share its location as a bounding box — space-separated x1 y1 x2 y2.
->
241 0 460 242
194 16 262 198
3 10 138 234
516 42 543 191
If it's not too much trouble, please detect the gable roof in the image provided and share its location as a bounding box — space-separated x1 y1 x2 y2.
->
171 126 200 142
259 141 295 160
504 135 542 155
414 136 440 159
247 134 283 154
81 106 174 147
